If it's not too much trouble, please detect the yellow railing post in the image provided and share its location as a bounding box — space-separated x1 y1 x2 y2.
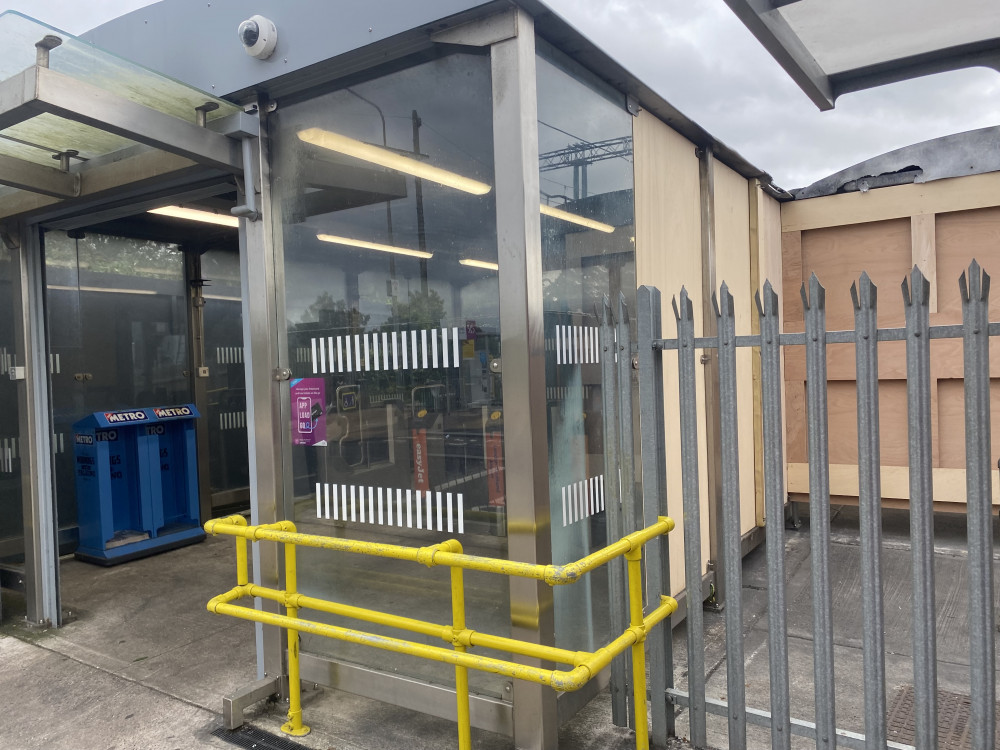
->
281 526 310 737
444 540 472 750
626 545 649 750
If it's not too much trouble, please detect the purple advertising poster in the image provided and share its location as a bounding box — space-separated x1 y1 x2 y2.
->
290 378 326 446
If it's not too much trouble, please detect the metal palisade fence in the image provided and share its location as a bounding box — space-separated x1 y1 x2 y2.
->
600 262 997 750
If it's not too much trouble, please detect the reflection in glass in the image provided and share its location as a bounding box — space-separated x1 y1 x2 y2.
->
537 51 636 653
272 53 509 695
45 230 189 538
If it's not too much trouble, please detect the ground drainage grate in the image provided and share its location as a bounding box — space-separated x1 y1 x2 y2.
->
886 685 1000 750
211 725 313 750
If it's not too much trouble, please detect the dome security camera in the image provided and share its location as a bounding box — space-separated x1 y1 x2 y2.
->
238 15 277 60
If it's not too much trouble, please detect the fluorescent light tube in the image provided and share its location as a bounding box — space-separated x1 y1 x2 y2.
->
459 258 499 271
298 128 492 196
540 204 614 233
148 206 239 228
316 233 433 259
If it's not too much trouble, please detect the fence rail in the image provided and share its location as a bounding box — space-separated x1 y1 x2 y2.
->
614 262 996 750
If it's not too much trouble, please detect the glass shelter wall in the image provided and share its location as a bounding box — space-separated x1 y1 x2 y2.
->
0 242 23 564
271 52 510 696
536 50 636 652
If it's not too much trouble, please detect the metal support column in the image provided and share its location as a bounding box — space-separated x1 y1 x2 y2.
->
185 248 213 523
237 99 287 688
11 224 60 627
491 11 558 750
698 145 725 609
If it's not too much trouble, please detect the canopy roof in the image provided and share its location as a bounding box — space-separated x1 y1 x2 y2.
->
723 0 1000 110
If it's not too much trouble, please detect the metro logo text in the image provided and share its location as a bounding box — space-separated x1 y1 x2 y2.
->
153 406 193 418
104 411 147 424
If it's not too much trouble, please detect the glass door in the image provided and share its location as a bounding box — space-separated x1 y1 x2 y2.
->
43 230 191 546
270 52 510 697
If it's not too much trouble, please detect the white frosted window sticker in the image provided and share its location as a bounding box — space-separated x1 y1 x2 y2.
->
368 486 375 523
457 494 464 534
599 474 605 511
354 334 362 371
337 336 344 372
350 484 357 522
341 484 348 520
315 482 322 518
421 329 428 369
446 492 453 533
363 334 371 371
327 337 334 371
576 326 581 364
452 327 459 365
392 331 399 370
562 485 568 527
396 489 403 527
311 338 318 374
382 332 389 370
401 330 409 369
556 325 562 365
371 334 379 371
426 492 433 530
333 484 340 521
325 483 331 519
405 489 412 528
359 486 366 523
319 337 327 373
432 328 439 368
436 491 443 532
409 330 416 369
345 335 353 372
416 490 423 529
441 328 448 368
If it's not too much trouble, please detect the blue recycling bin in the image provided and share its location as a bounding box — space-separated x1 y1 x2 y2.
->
73 404 205 565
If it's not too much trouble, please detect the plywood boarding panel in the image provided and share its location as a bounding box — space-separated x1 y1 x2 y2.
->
782 231 804 330
714 161 757 534
937 378 1000 470
787 463 1000 506
800 219 912 330
634 110 709 595
934 206 1000 319
826 380 911 467
781 172 1000 232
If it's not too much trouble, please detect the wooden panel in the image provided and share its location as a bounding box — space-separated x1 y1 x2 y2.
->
910 213 938 313
714 160 757 534
787 463 1000 506
826 380 910 467
781 230 803 330
937 378 1000 470
801 218 912 330
934 206 1000 319
634 110 709 595
781 172 1000 232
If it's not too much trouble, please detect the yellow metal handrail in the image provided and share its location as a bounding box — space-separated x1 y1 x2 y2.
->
204 513 676 750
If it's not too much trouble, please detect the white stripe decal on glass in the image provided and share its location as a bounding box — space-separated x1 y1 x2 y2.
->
421 329 429 369
311 339 318 374
382 332 390 371
452 327 459 365
392 332 399 370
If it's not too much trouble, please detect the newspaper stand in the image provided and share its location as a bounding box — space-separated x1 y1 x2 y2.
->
73 404 204 565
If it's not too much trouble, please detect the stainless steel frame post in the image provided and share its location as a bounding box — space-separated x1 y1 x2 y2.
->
12 224 60 627
490 11 558 749
237 100 287 687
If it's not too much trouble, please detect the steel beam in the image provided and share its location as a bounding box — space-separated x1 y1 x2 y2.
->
720 1 834 110
0 66 242 173
0 153 79 198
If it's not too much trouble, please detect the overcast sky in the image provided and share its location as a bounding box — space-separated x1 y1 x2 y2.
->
6 0 999 190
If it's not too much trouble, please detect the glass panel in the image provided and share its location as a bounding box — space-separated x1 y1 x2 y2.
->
0 239 23 567
537 52 636 652
779 0 1000 75
272 52 508 696
45 230 189 538
0 12 239 168
201 248 249 510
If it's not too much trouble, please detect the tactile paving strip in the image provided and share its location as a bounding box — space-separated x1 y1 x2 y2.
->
886 684 1000 749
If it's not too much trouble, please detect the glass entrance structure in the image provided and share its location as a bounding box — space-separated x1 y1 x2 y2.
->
0 2 782 747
